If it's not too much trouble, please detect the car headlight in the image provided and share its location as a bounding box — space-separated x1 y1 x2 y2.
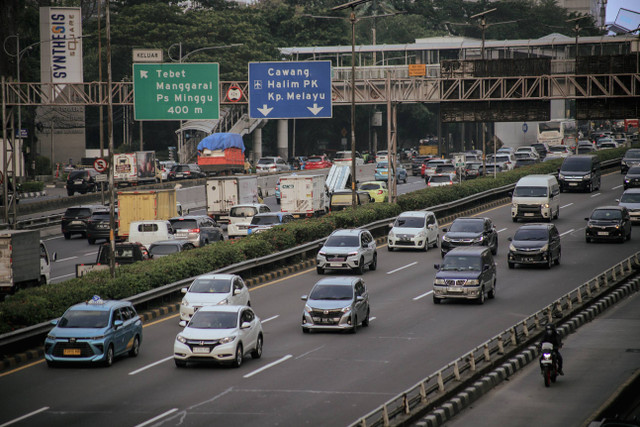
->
90 335 105 340
442 235 451 242
347 251 358 257
218 298 230 305
622 160 627 165
624 178 630 183
509 244 516 251
558 173 565 179
434 278 445 285
341 306 352 313
181 299 189 307
318 250 326 256
388 231 395 239
415 231 426 239
512 203 517 208
304 304 312 313
465 279 480 286
46 334 56 340
471 236 484 243
540 244 549 252
176 334 187 344
542 203 549 209
219 336 236 344
583 173 591 180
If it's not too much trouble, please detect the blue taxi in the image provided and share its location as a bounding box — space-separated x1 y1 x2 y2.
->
44 296 143 367
374 162 408 183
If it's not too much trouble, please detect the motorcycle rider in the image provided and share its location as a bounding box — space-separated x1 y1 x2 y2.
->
540 324 564 375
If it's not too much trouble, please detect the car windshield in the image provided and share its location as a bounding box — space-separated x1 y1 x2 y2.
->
68 171 88 180
376 162 389 169
621 193 640 203
430 175 451 183
436 165 454 172
513 186 548 197
562 158 591 171
449 219 483 233
150 244 180 255
58 310 111 328
359 183 381 191
427 160 443 167
335 152 349 159
513 229 548 241
170 219 198 230
441 255 482 271
64 208 93 218
625 150 640 159
230 207 257 217
394 216 425 228
307 157 323 162
325 235 359 247
189 311 237 329
591 209 622 220
257 158 275 165
309 284 354 300
627 167 640 174
91 212 111 221
251 215 280 225
549 146 567 152
189 278 231 293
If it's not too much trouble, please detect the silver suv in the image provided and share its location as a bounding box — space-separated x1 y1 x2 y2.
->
301 277 370 333
316 229 377 275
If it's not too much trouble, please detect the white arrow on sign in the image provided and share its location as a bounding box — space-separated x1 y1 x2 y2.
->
140 70 148 78
257 104 273 116
307 104 324 116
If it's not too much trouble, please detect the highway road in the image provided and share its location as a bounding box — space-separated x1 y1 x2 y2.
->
0 171 635 427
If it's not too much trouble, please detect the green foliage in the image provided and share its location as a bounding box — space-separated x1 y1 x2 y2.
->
19 181 45 192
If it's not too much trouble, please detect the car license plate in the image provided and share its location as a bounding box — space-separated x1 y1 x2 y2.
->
74 180 83 185
569 183 578 186
71 221 83 225
448 287 463 293
176 173 184 177
597 232 608 236
330 262 342 267
193 347 210 354
524 213 534 217
382 171 388 175
63 348 81 356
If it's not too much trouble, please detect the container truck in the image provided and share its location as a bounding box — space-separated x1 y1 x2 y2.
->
117 189 179 239
0 230 56 296
197 133 245 175
279 174 327 218
114 151 158 187
205 176 261 223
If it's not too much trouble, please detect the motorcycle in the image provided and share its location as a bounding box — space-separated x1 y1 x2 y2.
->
539 342 559 387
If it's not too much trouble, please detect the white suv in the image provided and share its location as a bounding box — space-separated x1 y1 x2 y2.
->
316 229 377 275
227 203 271 238
388 211 439 251
333 151 364 167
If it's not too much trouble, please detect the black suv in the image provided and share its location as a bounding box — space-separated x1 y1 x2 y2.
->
168 164 205 180
66 169 102 196
86 210 119 244
433 247 497 305
61 205 109 239
585 206 632 243
441 217 498 257
621 148 640 174
558 155 601 193
411 155 431 176
507 223 561 269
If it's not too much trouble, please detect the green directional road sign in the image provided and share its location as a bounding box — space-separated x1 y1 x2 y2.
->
133 63 219 121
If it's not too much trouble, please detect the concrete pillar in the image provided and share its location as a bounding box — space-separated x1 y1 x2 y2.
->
253 128 263 162
277 119 288 160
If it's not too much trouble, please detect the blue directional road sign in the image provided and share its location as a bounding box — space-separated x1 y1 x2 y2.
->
249 61 332 119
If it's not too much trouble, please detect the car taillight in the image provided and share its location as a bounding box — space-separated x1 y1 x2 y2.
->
188 228 200 233
377 190 383 195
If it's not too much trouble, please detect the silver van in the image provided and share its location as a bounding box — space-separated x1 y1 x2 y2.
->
511 175 560 222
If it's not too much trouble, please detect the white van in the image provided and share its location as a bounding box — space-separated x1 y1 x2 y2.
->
129 220 174 249
511 175 560 222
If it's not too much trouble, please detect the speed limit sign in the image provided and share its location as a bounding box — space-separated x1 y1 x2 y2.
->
94 158 108 173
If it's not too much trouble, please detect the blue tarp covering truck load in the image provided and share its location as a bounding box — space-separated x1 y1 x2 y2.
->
197 133 246 175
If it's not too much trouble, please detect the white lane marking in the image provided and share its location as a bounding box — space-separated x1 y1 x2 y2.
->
296 346 325 360
0 407 50 427
413 290 434 301
369 317 377 321
56 256 78 262
43 236 63 242
497 228 507 233
560 229 575 237
590 193 601 198
387 262 418 275
128 356 173 376
612 185 623 190
560 203 573 209
83 252 98 257
261 315 279 323
243 354 292 379
134 408 179 427
51 273 76 281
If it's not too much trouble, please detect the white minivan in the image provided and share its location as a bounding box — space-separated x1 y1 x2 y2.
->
129 220 175 249
511 175 560 222
388 210 439 251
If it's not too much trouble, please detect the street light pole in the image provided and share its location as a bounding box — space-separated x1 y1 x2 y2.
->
106 0 116 278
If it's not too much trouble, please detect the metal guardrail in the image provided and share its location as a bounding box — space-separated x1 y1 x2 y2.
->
0 157 622 350
348 252 640 427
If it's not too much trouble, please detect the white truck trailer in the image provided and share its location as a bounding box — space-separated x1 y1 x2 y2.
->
0 230 56 296
205 176 261 222
279 174 327 218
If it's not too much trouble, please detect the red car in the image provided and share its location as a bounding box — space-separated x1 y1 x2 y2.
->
304 155 332 170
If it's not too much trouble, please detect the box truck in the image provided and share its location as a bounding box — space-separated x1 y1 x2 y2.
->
0 230 56 296
117 189 179 239
279 174 327 218
205 176 261 222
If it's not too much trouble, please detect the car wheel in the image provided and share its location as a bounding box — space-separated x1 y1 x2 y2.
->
546 253 553 269
488 280 496 299
316 267 324 275
46 360 57 368
431 235 439 248
129 335 140 357
433 295 441 304
232 344 243 368
302 327 309 334
403 177 407 184
586 236 591 243
103 345 114 367
554 249 561 265
441 251 445 258
350 316 358 334
369 253 377 271
555 206 560 219
88 238 96 245
361 309 370 327
356 258 365 275
491 243 498 256
477 287 485 305
512 217 518 223
67 190 74 196
251 334 263 359
508 261 515 269
387 245 393 252
174 359 187 368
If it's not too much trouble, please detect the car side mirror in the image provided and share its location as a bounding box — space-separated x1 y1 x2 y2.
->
615 199 620 203
179 320 187 328
113 320 124 328
301 295 308 301
356 296 364 302
584 217 589 221
389 222 394 228
51 252 58 262
442 228 448 233
434 264 440 269
51 319 59 326
233 288 241 296
181 287 188 294
241 321 251 329
507 237 512 242
483 264 491 271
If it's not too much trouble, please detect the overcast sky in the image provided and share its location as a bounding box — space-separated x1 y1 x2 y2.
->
606 0 638 23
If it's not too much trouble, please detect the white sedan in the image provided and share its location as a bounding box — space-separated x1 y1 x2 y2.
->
179 274 251 322
174 305 263 368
